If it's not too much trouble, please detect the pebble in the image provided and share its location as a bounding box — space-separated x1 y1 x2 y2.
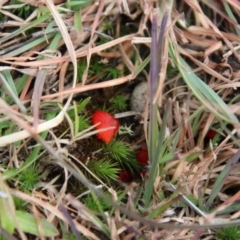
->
130 82 148 113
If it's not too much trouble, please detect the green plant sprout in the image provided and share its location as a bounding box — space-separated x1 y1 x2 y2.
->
76 61 94 81
11 0 36 19
216 226 240 240
87 158 119 182
104 139 139 170
76 58 104 81
102 18 114 32
78 115 90 132
109 94 127 112
18 164 41 192
66 98 91 137
105 66 122 80
90 59 106 77
96 36 111 46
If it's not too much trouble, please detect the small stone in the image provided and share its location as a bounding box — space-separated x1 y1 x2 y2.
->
130 82 148 113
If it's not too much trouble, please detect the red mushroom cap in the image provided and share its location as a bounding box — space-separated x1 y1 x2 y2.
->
136 149 149 165
206 129 217 139
119 170 133 182
92 110 120 144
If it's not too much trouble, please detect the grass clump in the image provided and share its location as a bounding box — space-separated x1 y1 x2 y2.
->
77 115 90 132
109 94 127 112
87 158 119 182
216 227 240 240
18 164 41 192
104 139 138 169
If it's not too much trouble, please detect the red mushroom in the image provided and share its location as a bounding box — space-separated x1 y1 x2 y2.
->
92 110 120 144
206 129 217 139
136 149 149 165
119 170 133 182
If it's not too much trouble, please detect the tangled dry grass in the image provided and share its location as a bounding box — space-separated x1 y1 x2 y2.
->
1 0 240 239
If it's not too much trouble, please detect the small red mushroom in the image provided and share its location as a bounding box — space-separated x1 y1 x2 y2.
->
119 170 133 182
136 149 149 165
92 110 120 144
206 129 217 139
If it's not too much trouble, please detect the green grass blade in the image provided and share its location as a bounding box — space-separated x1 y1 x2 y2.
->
143 14 159 206
74 11 82 32
0 71 26 113
2 112 56 180
216 203 240 215
206 149 240 209
169 41 239 125
0 175 15 236
4 33 56 57
13 75 29 97
0 13 51 44
222 0 240 36
155 108 170 168
16 211 58 237
132 54 150 78
45 20 56 34
47 32 62 50
63 0 93 11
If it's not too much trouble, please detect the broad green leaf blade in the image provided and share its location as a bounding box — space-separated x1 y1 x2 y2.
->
0 176 15 236
74 10 82 32
16 211 58 237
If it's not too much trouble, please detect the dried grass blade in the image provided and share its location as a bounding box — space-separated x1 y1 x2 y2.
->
32 69 47 128
44 0 77 110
